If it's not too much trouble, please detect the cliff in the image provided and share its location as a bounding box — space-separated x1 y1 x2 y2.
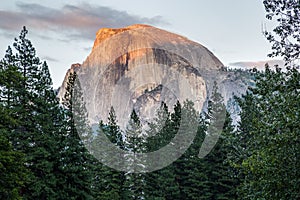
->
58 24 249 128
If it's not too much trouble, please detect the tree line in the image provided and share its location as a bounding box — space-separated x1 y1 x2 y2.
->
1 0 300 199
0 26 299 200
0 27 236 198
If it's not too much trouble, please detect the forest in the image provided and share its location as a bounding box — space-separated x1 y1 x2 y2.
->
0 1 299 199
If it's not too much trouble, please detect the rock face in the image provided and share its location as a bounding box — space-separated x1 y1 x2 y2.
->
58 24 249 128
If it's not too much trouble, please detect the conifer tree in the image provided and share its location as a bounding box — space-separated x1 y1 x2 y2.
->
93 107 125 200
144 102 180 199
202 112 238 200
200 82 237 200
0 26 64 199
59 71 95 199
172 100 203 199
123 110 147 200
0 132 28 200
0 101 29 199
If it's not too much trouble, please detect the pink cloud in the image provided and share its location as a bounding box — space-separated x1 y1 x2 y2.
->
0 2 168 40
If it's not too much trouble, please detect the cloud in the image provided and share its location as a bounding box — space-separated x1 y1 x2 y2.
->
229 59 285 70
0 2 168 40
42 56 59 62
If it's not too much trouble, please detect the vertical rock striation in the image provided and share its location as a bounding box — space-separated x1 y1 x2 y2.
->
58 24 249 128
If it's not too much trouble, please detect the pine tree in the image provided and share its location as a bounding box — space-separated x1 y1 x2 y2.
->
123 110 147 200
93 107 126 200
202 112 238 200
0 101 29 199
58 71 95 199
0 47 23 110
0 26 65 199
0 132 28 200
144 102 180 200
200 82 238 200
172 100 204 200
171 106 210 200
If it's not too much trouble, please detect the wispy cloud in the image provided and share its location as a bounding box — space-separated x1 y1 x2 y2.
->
229 59 285 69
42 56 59 62
0 2 168 40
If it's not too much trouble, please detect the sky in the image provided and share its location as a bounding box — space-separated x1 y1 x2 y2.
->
0 0 281 88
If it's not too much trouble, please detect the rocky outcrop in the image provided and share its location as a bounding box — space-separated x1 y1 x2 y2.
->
58 63 81 102
58 24 249 128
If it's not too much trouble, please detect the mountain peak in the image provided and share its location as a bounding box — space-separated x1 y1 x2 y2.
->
93 24 153 51
59 24 250 128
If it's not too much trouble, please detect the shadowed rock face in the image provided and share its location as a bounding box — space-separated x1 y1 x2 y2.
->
58 24 249 128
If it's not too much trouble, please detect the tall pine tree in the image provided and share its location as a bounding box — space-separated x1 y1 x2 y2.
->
93 107 126 200
58 71 95 199
144 102 180 200
123 110 147 200
0 26 64 199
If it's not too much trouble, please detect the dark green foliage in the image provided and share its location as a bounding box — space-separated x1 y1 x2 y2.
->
189 84 236 200
0 127 28 200
172 100 202 200
93 107 126 200
0 26 63 199
263 0 300 62
202 112 238 200
2 6 299 197
0 27 96 200
123 110 147 200
144 102 180 200
232 66 300 200
106 107 124 147
58 71 95 199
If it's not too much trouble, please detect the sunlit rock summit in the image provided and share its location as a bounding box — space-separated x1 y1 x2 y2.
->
58 24 249 128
